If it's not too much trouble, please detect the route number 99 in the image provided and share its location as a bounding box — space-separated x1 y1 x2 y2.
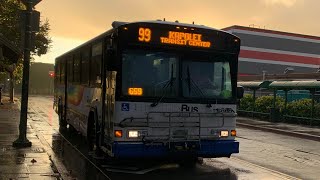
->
138 28 151 42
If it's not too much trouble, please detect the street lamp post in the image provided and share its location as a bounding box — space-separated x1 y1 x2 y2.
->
13 0 41 148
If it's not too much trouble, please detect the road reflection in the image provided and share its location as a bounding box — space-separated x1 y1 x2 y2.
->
52 129 237 180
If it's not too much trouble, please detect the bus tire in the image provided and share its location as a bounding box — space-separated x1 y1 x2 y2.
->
58 98 67 129
178 157 198 168
87 111 96 151
68 124 77 134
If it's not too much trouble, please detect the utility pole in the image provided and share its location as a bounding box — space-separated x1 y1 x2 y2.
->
262 70 267 81
13 0 41 148
9 64 15 103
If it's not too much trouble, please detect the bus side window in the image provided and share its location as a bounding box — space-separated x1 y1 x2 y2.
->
81 48 90 85
55 59 60 84
73 52 81 84
90 42 102 85
60 59 65 84
67 56 73 83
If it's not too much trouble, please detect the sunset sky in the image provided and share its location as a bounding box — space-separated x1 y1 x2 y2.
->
34 0 319 64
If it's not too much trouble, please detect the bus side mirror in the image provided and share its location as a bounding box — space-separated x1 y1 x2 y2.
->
106 48 116 71
237 86 244 99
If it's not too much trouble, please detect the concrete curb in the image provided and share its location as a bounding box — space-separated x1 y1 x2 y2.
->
237 122 320 142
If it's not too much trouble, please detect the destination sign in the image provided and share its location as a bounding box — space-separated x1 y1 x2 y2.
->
137 27 212 48
160 31 211 48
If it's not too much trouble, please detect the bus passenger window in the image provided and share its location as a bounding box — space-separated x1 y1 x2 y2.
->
90 42 102 85
60 60 65 83
73 53 81 83
55 60 61 84
81 48 90 85
67 56 73 83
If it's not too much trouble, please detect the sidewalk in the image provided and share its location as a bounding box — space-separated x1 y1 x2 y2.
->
0 96 62 179
237 116 320 141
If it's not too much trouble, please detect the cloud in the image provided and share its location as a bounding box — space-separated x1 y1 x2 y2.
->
261 0 298 7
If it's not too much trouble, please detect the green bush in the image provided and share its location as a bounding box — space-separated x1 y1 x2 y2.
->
239 94 320 118
239 94 320 126
255 96 284 113
239 95 285 113
239 94 254 111
286 99 320 118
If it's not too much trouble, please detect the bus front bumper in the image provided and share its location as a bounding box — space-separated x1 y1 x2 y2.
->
112 140 239 159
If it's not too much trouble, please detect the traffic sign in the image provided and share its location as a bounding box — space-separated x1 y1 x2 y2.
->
20 0 42 6
20 10 40 32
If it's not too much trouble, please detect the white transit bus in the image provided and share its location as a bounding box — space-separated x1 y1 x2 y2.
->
54 20 242 166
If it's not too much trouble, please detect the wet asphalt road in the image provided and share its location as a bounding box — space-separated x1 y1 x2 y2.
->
27 96 320 180
233 127 320 179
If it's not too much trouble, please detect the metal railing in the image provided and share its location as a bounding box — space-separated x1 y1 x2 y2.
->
238 109 320 126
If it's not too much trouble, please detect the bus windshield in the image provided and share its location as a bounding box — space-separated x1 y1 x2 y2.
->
122 50 178 97
182 60 232 99
121 49 233 99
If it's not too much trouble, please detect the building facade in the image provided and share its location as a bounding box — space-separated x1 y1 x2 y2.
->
28 62 54 95
223 26 320 77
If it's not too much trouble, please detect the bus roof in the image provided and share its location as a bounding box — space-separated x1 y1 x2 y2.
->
56 20 238 60
113 20 237 38
113 20 220 31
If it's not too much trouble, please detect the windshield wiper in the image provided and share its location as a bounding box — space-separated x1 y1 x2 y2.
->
186 66 212 108
150 64 175 107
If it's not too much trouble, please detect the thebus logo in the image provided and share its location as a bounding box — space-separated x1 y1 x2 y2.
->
181 104 199 112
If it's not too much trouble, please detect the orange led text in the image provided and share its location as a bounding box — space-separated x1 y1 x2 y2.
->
160 31 211 48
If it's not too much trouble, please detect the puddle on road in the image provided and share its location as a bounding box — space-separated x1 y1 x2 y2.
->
51 129 238 180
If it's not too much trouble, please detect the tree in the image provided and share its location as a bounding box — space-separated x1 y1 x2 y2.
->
0 0 52 83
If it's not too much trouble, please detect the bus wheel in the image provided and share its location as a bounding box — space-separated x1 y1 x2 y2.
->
68 124 77 134
178 157 198 168
58 101 67 129
58 113 67 129
87 113 96 151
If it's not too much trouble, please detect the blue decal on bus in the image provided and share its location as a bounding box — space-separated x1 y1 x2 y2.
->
121 103 130 111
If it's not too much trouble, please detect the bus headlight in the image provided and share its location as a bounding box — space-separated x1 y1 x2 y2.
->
128 130 148 138
220 130 229 137
128 130 139 138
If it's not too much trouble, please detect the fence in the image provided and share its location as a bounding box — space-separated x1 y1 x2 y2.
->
238 80 320 126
